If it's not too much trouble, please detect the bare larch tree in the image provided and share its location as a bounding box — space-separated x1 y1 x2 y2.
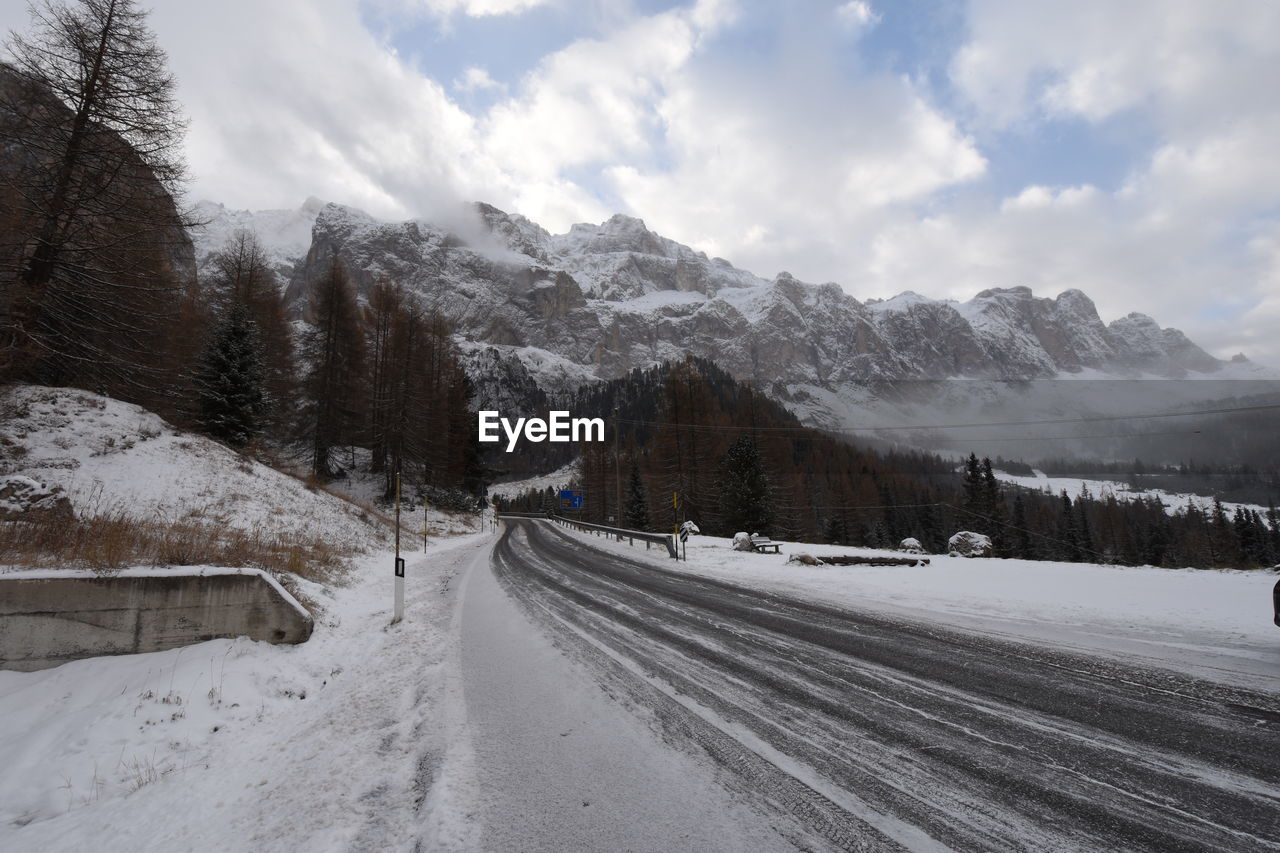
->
0 0 191 396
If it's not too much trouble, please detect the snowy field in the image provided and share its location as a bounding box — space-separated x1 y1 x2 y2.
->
552 523 1280 692
993 468 1273 519
0 533 492 852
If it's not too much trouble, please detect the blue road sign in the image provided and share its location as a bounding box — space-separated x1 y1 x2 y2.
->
559 489 584 509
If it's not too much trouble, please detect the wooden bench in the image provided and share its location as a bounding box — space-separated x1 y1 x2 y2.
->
750 537 781 554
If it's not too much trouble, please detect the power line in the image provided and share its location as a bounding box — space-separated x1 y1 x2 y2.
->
954 429 1204 443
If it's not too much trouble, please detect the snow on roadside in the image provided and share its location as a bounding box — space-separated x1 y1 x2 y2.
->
544 521 1280 692
0 386 389 553
0 532 493 852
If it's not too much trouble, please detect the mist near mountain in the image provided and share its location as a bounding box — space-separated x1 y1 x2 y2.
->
191 198 1278 466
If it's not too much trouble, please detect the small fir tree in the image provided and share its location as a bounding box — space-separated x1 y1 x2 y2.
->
1010 493 1034 559
1058 491 1082 561
624 461 650 530
1266 501 1280 564
962 453 984 523
981 457 1008 555
718 435 772 535
195 303 265 447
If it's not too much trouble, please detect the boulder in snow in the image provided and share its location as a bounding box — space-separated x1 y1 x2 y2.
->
0 475 73 523
899 537 925 554
732 532 753 552
947 531 992 558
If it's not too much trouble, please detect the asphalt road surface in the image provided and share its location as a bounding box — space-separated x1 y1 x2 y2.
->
490 518 1280 852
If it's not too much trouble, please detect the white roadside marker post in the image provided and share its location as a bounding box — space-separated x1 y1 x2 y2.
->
393 470 404 624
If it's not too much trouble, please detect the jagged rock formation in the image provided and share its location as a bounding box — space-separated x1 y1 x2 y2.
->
190 198 1253 424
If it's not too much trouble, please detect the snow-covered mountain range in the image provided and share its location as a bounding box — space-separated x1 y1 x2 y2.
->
190 198 1270 427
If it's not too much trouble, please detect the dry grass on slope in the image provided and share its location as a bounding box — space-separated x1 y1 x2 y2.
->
0 386 401 585
0 510 354 583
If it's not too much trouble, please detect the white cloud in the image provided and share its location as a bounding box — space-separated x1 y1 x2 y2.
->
144 0 505 224
1234 228 1280 360
860 164 1280 362
414 0 551 18
604 69 985 281
6 0 1273 362
935 0 1280 362
474 1 737 227
953 0 1280 132
454 66 504 93
835 1 878 30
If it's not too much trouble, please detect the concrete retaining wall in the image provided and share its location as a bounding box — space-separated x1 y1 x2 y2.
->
0 569 313 672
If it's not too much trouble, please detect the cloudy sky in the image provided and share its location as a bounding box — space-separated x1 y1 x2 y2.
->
5 0 1279 362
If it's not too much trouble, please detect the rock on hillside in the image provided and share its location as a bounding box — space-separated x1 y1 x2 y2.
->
191 198 1255 425
190 197 326 289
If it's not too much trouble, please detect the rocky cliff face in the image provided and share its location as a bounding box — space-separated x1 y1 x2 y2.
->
1 66 196 283
190 198 1250 424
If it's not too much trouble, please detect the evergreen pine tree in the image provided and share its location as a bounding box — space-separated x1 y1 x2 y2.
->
871 519 891 549
1209 497 1234 566
1234 508 1264 566
918 502 945 553
981 458 1008 555
194 303 265 447
1251 510 1271 565
1058 491 1082 561
207 230 297 435
1267 501 1280 564
1010 493 1034 559
962 453 984 525
1075 494 1096 561
1143 499 1169 566
718 435 772 535
624 461 650 530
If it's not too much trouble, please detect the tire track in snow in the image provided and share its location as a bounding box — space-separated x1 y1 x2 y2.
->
493 520 1280 852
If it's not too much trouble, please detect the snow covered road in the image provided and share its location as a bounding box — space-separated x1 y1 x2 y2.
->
490 519 1280 852
460 534 798 851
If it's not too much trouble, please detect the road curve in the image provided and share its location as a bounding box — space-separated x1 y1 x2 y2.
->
491 518 1280 853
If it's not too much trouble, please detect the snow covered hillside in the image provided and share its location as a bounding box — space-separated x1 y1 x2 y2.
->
488 462 580 499
993 468 1273 520
0 386 389 554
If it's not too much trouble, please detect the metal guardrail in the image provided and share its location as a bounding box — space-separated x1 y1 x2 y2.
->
498 511 678 559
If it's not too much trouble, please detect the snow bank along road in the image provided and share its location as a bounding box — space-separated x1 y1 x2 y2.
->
491 519 1280 852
